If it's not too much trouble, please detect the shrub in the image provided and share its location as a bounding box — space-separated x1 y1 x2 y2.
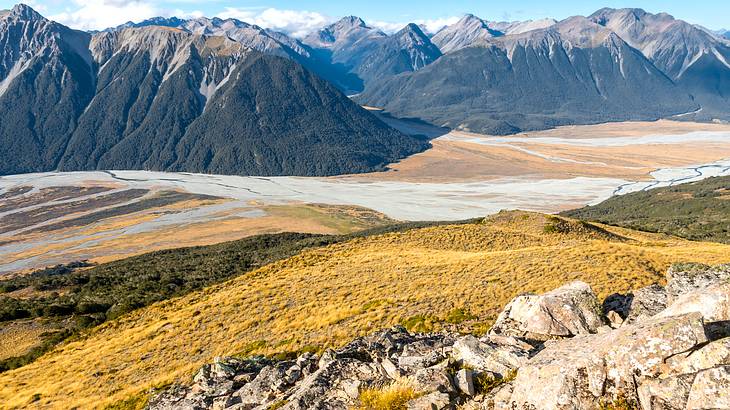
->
473 369 517 395
359 380 419 410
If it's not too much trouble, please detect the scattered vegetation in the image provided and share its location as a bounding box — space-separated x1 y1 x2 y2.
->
563 175 730 243
3 211 730 408
599 395 640 410
359 380 420 410
473 369 517 395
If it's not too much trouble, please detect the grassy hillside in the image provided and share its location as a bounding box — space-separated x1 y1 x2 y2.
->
2 211 729 408
562 176 730 243
0 220 454 372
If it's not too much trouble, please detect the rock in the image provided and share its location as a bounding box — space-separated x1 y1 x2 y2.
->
508 312 707 409
606 310 624 328
381 357 402 378
412 367 454 394
637 374 694 410
452 335 529 376
666 263 730 304
407 391 451 410
664 337 730 375
657 282 730 323
481 334 534 352
284 358 386 410
454 368 475 396
686 366 730 410
487 383 514 410
490 281 603 341
233 361 300 406
625 283 667 324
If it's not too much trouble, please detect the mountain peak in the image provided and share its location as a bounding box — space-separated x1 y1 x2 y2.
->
336 16 367 29
456 13 488 28
399 23 426 36
8 3 45 21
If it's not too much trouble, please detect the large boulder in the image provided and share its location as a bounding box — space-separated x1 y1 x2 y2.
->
657 282 730 323
508 312 707 409
490 281 603 341
666 263 730 304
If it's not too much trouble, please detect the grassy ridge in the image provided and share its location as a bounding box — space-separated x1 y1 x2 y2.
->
0 220 476 372
2 211 729 408
562 176 730 243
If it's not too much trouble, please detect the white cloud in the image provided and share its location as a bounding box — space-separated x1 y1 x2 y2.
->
24 0 48 13
39 0 456 38
216 7 331 38
417 16 460 34
50 0 162 30
370 16 460 34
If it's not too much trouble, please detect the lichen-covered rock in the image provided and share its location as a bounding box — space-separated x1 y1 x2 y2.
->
508 312 707 409
452 335 530 376
664 337 730 375
282 358 386 410
666 263 730 304
658 282 730 323
411 366 454 394
637 374 694 410
149 271 730 410
407 391 451 410
490 281 603 341
625 283 668 324
454 368 475 396
686 366 730 410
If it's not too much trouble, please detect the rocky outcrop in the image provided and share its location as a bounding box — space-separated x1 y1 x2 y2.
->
490 281 603 341
148 263 730 410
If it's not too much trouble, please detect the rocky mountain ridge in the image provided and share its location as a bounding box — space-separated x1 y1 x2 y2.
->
358 16 697 134
0 4 428 177
149 263 730 409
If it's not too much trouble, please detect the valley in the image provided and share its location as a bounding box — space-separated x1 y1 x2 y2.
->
2 120 730 274
1 3 730 409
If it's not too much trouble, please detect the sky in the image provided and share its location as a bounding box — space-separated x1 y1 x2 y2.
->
2 0 729 35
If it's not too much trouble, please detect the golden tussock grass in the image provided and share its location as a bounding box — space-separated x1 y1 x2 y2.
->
358 379 419 410
1 211 729 408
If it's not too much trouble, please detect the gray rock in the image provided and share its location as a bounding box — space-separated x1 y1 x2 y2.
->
407 391 451 410
664 337 730 375
637 374 694 410
235 362 296 405
625 283 667 324
686 366 730 410
283 358 385 410
490 281 603 341
508 312 707 409
658 282 730 323
454 368 475 396
452 335 529 376
412 367 454 394
666 263 730 304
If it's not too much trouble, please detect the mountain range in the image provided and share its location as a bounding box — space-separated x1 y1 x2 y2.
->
0 4 428 177
0 4 729 175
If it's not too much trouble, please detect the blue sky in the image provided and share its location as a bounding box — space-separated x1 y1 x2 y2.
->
3 0 729 34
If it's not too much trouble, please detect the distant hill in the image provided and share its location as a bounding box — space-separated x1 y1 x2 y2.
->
0 5 428 177
562 176 730 243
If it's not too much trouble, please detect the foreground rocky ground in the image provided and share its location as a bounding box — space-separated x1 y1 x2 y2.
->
149 263 730 409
